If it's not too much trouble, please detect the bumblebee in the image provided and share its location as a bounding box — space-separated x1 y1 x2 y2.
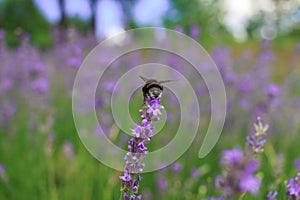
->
140 76 173 101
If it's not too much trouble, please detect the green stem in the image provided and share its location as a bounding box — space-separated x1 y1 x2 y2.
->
119 191 123 200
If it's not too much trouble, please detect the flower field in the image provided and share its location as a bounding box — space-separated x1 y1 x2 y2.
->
1 28 300 200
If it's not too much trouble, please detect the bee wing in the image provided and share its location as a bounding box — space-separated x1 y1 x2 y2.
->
139 76 149 83
159 80 175 84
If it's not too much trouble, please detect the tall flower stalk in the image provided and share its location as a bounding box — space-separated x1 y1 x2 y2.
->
215 117 269 198
119 97 164 200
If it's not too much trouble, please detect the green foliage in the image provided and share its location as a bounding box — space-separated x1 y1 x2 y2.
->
0 0 52 48
163 0 232 46
66 17 91 34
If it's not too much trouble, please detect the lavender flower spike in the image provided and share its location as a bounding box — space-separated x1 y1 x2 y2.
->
120 95 164 199
246 116 269 153
286 172 300 199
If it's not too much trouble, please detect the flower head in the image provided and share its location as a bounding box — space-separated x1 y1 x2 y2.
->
246 117 269 153
267 191 278 200
120 93 164 199
286 175 300 198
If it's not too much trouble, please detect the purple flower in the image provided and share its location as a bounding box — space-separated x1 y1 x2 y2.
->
157 176 168 194
146 98 163 120
0 164 7 181
286 176 300 198
0 164 5 176
244 160 260 174
31 78 49 94
0 29 5 41
294 158 300 171
238 74 254 93
261 39 271 49
296 43 300 52
246 117 269 153
246 135 266 153
120 94 164 199
120 172 132 182
62 141 75 160
221 149 244 168
132 124 143 138
191 168 200 179
189 25 201 39
217 148 261 197
267 191 278 200
171 162 183 173
239 174 261 195
174 26 184 33
264 84 280 98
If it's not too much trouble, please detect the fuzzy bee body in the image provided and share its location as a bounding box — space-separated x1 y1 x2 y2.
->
140 76 173 102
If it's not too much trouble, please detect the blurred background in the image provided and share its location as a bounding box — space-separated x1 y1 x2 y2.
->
0 0 300 199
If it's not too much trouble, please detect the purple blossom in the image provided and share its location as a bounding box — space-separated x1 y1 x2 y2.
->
217 149 261 197
191 167 200 179
0 164 5 176
189 25 201 39
246 117 269 153
286 174 300 198
261 39 271 49
0 29 5 41
0 164 7 181
294 158 300 171
264 84 280 98
31 78 49 94
146 98 164 120
174 25 184 33
120 95 164 199
62 141 75 160
221 149 244 168
296 43 300 52
267 191 278 200
157 176 168 194
239 174 261 195
215 118 267 198
171 162 183 173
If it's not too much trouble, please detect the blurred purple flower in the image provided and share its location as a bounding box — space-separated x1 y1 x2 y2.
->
174 26 184 33
264 84 280 99
238 74 254 93
191 167 200 179
211 47 231 74
29 61 45 73
171 162 183 173
260 39 271 49
67 57 82 68
157 176 168 194
217 151 261 197
189 25 201 39
1 79 14 91
31 78 49 94
239 98 251 110
221 148 244 168
62 141 75 160
0 164 7 181
286 176 300 198
239 174 261 195
296 43 300 52
267 191 278 200
294 158 300 171
0 29 5 41
0 164 5 175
